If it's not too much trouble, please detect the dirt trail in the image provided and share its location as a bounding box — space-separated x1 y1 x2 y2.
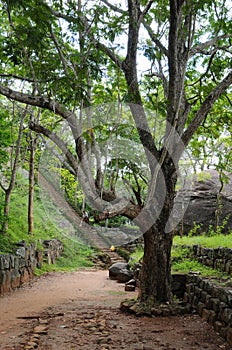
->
0 269 230 350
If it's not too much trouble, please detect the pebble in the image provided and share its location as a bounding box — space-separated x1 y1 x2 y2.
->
27 341 38 347
33 325 48 334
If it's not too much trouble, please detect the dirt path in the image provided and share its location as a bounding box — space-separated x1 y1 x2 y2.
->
0 269 230 350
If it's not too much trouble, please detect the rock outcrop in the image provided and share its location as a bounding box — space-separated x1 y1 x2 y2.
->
173 170 232 235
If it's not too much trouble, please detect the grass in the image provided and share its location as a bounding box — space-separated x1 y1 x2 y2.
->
129 237 231 280
173 232 232 248
129 247 144 267
0 180 95 271
171 244 226 278
34 239 94 276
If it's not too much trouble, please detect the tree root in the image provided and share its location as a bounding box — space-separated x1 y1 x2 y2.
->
120 299 193 317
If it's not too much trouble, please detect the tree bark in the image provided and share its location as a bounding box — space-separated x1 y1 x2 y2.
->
139 160 177 306
28 130 37 235
139 223 173 305
1 112 25 234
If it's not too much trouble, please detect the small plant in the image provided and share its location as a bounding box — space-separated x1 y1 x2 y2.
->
171 245 192 263
188 222 203 237
116 247 130 262
206 215 230 236
129 247 144 268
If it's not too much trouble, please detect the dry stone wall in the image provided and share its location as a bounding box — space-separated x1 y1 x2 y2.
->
0 239 63 295
184 245 232 275
184 274 232 346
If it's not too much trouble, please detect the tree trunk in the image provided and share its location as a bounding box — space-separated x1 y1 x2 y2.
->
139 162 177 307
2 189 11 233
139 222 173 306
1 113 26 234
28 131 37 235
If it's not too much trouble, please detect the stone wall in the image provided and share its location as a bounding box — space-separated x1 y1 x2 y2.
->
43 239 63 265
0 239 63 296
121 236 144 253
184 274 232 346
185 245 232 275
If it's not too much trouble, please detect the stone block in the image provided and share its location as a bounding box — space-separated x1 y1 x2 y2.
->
2 270 11 293
200 290 208 303
208 310 217 326
14 257 19 270
195 286 201 297
20 268 30 284
205 258 213 267
9 254 15 269
225 261 231 274
205 294 212 308
227 290 232 307
171 274 186 298
183 292 189 303
10 269 21 289
196 302 206 317
19 258 26 268
0 270 6 293
211 284 221 299
192 295 199 307
0 255 10 270
220 308 232 325
219 288 229 303
226 327 232 346
219 302 227 313
214 321 224 334
16 247 26 258
211 298 220 313
186 283 194 293
202 308 210 322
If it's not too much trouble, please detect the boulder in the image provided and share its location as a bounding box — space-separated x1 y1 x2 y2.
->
172 170 232 235
109 262 133 283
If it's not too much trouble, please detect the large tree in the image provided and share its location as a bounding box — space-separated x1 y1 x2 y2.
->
0 0 231 309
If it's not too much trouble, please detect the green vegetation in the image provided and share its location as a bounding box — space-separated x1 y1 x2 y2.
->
171 245 226 278
129 235 231 280
129 247 144 267
173 232 232 248
0 179 95 271
34 239 94 276
0 0 231 307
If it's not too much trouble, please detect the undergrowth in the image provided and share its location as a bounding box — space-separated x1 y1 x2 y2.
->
0 181 95 271
173 232 232 248
129 236 231 280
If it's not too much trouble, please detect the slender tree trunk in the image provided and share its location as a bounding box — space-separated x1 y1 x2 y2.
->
2 189 11 233
1 112 26 234
28 131 37 235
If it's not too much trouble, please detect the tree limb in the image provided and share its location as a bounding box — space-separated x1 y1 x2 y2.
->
95 200 141 221
142 20 169 57
95 42 123 69
0 84 73 120
100 0 125 14
190 34 232 56
182 71 232 147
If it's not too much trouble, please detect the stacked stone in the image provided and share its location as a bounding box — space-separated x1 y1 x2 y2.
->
184 274 232 346
191 245 232 275
43 239 63 265
0 241 39 294
0 239 63 296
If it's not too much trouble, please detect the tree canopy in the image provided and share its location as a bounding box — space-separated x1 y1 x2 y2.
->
0 0 231 308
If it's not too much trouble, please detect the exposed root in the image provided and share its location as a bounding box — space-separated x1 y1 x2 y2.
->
120 298 193 317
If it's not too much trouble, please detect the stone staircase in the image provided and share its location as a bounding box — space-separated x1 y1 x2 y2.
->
39 174 126 266
101 248 127 265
